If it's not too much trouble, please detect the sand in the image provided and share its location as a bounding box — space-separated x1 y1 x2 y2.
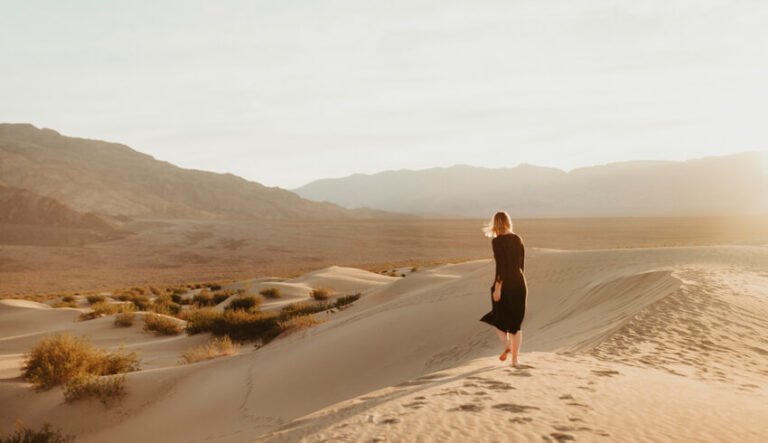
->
1 246 767 442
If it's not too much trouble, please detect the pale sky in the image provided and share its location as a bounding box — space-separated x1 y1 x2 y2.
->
1 0 767 188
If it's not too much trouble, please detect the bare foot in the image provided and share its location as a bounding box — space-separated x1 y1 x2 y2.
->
511 359 519 367
499 348 511 361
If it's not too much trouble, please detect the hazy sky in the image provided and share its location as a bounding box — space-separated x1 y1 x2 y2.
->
2 0 767 188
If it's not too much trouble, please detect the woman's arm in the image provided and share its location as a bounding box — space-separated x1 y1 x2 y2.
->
493 238 503 284
520 239 525 272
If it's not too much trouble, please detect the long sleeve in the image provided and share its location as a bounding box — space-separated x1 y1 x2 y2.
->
492 238 503 283
520 240 525 272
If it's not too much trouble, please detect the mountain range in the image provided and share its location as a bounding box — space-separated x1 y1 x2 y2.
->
0 123 393 221
294 153 768 217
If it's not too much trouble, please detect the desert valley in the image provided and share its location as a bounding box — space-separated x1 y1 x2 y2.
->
0 124 767 442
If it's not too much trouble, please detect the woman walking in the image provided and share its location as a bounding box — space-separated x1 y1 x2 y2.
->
480 210 527 367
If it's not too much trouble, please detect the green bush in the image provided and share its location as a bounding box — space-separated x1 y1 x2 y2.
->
259 287 281 299
143 313 184 336
0 422 74 443
310 287 330 301
21 333 139 390
63 374 126 407
226 295 262 313
86 294 106 305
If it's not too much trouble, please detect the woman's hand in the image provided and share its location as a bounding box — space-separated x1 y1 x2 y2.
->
492 281 502 302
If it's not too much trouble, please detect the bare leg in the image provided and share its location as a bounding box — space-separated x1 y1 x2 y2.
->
510 330 523 366
495 329 510 360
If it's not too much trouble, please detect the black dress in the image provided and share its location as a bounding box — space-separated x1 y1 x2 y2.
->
480 233 527 334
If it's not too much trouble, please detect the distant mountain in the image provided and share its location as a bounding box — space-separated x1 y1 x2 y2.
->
0 124 398 220
0 184 121 245
293 154 768 217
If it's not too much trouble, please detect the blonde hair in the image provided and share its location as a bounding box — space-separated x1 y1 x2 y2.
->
482 210 513 238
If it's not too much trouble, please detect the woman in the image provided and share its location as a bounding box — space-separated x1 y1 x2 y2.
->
480 210 527 367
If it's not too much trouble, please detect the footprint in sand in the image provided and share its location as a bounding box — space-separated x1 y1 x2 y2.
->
558 394 575 400
545 432 575 442
509 417 533 424
591 369 620 377
379 417 400 425
449 403 484 412
492 403 540 413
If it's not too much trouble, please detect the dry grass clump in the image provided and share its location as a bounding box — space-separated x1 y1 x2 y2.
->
53 296 78 308
185 309 282 342
334 293 361 309
113 303 136 327
149 294 181 316
181 336 239 364
259 287 281 299
63 374 126 407
21 333 139 390
86 294 106 305
278 314 321 333
143 313 184 336
0 422 74 443
226 295 262 312
310 287 330 301
78 301 120 321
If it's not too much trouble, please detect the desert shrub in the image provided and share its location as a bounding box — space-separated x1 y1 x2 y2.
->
333 293 361 309
0 422 74 443
278 314 320 333
78 301 119 321
310 288 330 301
411 266 419 272
53 301 78 308
279 301 331 319
113 304 136 327
213 292 231 304
170 293 183 304
150 295 181 316
130 287 147 295
226 295 262 313
186 310 282 342
63 374 126 407
129 294 151 311
143 313 184 336
180 308 220 334
193 289 214 307
208 284 222 291
259 287 281 299
86 294 106 305
114 293 132 302
21 333 139 390
61 295 76 303
181 336 239 364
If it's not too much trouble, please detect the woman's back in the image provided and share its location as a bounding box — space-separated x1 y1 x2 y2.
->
492 233 525 286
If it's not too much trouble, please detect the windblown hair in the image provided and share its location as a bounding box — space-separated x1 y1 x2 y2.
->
482 210 513 238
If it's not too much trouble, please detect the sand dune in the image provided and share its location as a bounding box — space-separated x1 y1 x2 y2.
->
1 246 767 442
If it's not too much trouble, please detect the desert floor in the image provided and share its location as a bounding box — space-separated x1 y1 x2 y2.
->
2 215 768 297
